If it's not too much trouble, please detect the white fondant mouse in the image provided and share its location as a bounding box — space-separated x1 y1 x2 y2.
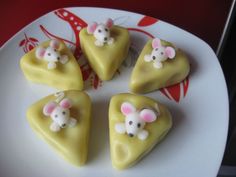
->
144 38 176 69
35 39 69 69
43 98 77 132
115 102 158 140
87 18 114 47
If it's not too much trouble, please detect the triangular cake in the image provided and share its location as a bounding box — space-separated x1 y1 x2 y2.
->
130 38 190 93
20 39 83 90
79 19 130 81
27 90 91 166
109 93 172 169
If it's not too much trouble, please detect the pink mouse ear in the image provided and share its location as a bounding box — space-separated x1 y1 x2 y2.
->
140 109 157 123
121 102 136 116
87 22 98 34
152 38 162 49
165 46 176 59
60 98 72 109
105 18 113 28
50 39 60 49
43 101 57 116
35 47 46 59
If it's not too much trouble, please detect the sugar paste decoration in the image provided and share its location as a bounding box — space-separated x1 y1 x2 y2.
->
87 18 114 47
115 102 159 140
43 92 77 132
36 39 69 69
144 38 176 69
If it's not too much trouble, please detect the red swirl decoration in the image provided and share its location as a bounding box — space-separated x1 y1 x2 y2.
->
19 33 39 53
138 16 158 27
54 8 87 58
54 8 101 89
134 16 189 102
160 77 190 102
18 9 189 99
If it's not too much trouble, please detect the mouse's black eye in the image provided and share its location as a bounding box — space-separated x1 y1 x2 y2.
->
137 123 141 128
48 53 51 56
98 29 102 33
152 56 156 60
62 111 66 115
161 52 164 55
105 28 108 32
129 121 133 125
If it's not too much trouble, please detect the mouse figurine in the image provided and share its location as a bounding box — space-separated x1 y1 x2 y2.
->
144 38 176 69
115 102 158 140
87 18 114 47
36 39 69 69
43 98 77 132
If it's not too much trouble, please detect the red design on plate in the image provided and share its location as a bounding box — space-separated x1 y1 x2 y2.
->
183 77 189 97
40 25 76 46
91 74 101 89
80 63 93 81
128 15 157 39
128 21 190 103
54 8 87 59
19 33 39 53
54 9 102 89
138 16 158 27
38 8 102 90
127 28 154 38
160 77 190 102
80 62 102 89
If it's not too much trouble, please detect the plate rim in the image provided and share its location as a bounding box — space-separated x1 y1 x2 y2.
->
0 6 229 177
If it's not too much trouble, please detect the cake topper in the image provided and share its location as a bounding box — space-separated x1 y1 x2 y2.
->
87 18 114 47
115 102 159 140
144 38 176 69
35 39 69 69
43 92 77 132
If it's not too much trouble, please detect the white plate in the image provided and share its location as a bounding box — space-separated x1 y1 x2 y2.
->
0 7 228 177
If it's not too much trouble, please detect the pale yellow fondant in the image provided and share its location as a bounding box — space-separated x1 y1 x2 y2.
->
130 39 190 93
27 90 91 166
20 40 83 90
109 93 172 170
79 26 130 81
